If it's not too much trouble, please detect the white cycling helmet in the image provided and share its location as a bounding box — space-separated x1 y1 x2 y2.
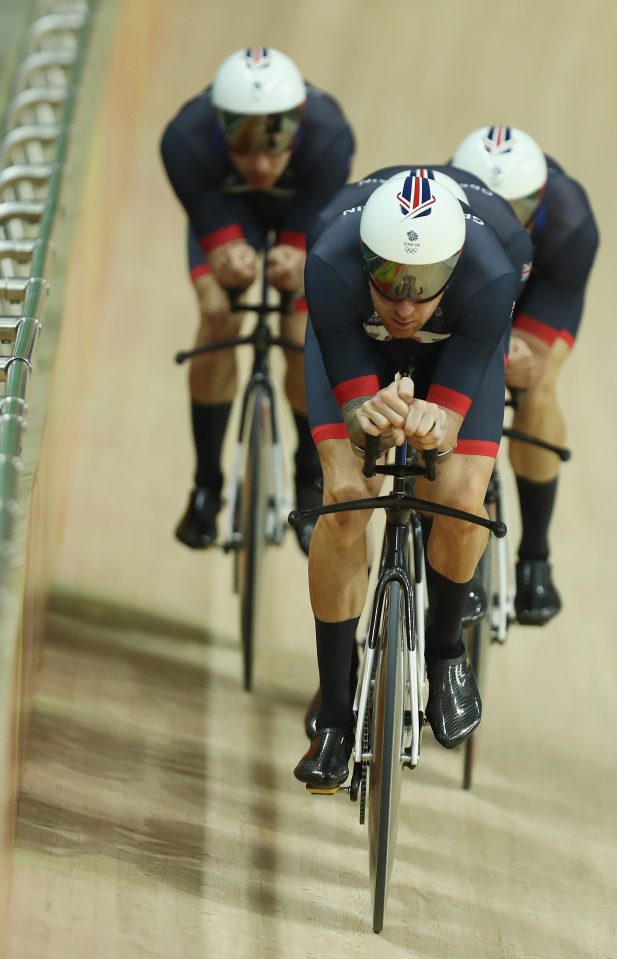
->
392 167 468 205
360 174 465 303
452 126 547 225
212 48 306 155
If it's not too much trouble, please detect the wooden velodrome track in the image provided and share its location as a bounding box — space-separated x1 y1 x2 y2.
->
5 1 617 956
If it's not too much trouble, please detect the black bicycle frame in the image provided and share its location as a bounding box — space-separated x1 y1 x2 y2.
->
367 444 419 656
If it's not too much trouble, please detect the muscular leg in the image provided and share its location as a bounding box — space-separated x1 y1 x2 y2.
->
310 440 381 732
294 440 382 788
309 439 381 621
413 452 493 746
417 454 493 580
280 308 308 414
416 454 493 656
281 309 323 554
509 337 569 482
509 337 570 623
175 274 244 548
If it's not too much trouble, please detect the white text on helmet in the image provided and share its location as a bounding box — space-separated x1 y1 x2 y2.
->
459 182 494 198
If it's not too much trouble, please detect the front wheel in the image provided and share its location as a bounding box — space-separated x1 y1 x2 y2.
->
462 545 491 789
236 384 272 691
368 580 406 933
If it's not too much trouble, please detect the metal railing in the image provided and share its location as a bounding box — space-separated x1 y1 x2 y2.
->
0 1 92 595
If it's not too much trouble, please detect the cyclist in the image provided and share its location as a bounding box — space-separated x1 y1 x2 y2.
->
452 126 599 624
301 165 533 741
370 165 533 296
294 175 520 790
160 47 355 554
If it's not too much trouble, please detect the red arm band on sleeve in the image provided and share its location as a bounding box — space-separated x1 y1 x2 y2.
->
333 374 381 407
513 314 560 346
454 439 499 458
200 224 245 254
190 263 212 282
277 229 306 251
426 384 472 418
558 330 575 350
311 423 349 444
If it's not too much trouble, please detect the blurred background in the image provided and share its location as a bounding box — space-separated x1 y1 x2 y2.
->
0 1 615 957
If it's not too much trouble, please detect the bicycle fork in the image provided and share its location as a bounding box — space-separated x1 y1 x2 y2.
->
487 470 515 643
353 517 425 772
222 376 291 550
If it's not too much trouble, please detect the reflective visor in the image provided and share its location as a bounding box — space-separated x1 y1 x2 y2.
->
216 107 303 156
362 243 462 303
509 186 545 227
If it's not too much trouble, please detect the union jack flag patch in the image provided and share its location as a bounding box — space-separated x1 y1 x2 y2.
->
482 126 514 154
397 175 435 219
243 47 271 68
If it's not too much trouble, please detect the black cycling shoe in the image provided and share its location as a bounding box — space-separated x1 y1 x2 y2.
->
294 726 353 791
461 568 488 627
175 487 221 549
303 688 320 740
293 478 323 556
425 651 482 749
515 559 562 626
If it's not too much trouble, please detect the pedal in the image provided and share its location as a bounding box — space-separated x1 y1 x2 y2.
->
305 784 340 796
222 535 242 553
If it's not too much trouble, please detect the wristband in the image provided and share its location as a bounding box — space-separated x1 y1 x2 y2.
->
418 447 454 464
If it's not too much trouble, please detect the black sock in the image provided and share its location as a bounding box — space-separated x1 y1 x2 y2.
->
191 401 231 492
425 560 469 659
292 410 321 484
516 476 558 562
315 617 359 730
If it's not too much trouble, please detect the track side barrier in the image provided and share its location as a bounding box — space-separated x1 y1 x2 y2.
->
0 1 93 945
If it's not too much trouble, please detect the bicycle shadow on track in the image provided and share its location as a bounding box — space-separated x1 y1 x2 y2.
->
48 584 237 650
15 603 208 901
15 792 204 899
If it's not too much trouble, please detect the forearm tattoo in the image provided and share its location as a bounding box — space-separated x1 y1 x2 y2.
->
341 397 391 454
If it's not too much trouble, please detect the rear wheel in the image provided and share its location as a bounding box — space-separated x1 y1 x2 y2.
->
236 384 272 691
368 580 406 933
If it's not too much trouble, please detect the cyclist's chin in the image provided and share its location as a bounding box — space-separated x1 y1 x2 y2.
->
382 318 422 338
245 174 276 189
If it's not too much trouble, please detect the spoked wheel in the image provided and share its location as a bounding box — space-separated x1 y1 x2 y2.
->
462 547 492 790
236 384 272 691
368 580 406 933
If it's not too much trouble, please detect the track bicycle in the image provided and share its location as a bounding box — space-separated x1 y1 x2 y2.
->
461 396 572 789
176 252 302 690
289 433 506 933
